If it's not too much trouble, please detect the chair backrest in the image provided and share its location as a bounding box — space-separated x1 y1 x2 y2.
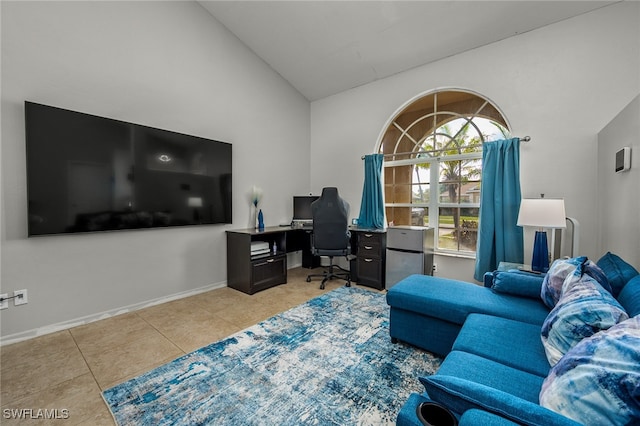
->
311 187 350 251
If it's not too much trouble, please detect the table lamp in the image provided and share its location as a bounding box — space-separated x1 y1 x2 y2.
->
517 197 566 272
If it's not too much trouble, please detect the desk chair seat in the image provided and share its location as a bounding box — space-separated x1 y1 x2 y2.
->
305 187 351 289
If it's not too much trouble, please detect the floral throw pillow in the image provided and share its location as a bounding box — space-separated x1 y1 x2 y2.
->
541 273 627 366
540 256 612 309
540 316 640 426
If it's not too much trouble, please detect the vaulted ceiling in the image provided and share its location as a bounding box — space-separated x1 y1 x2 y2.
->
199 1 617 101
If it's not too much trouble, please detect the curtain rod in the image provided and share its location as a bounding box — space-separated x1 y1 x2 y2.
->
361 135 531 160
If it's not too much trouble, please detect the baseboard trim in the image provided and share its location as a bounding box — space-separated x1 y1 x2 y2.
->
2 261 307 347
0 280 228 347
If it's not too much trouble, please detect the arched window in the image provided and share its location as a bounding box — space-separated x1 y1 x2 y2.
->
379 89 510 255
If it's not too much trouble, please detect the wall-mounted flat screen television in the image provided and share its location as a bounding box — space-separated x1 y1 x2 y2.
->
25 101 232 236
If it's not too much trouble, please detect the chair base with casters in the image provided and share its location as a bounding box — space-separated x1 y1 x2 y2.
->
306 256 351 289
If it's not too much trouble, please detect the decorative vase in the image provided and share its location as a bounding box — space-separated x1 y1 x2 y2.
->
258 209 264 230
253 205 259 229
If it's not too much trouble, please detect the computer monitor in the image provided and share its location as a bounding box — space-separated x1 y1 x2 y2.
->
293 195 319 221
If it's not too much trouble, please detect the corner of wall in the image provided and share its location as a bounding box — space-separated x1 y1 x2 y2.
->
596 95 640 266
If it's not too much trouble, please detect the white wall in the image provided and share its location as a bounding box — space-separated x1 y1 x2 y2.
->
310 2 640 282
597 96 640 267
1 1 310 339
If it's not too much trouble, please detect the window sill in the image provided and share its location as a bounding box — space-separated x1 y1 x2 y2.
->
434 250 476 260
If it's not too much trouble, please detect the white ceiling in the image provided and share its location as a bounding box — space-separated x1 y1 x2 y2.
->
199 1 617 101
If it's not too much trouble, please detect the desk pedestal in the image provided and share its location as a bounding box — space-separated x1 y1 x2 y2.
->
227 226 319 294
352 229 386 290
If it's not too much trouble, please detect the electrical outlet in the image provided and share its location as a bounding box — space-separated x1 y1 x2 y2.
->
14 289 28 306
432 263 438 274
0 294 8 310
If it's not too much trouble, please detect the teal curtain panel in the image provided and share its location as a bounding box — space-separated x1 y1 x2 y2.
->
358 153 385 229
474 138 523 281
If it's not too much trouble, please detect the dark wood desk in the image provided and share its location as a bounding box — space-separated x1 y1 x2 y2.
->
226 226 386 294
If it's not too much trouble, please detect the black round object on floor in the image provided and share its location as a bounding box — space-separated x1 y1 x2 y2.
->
416 401 458 426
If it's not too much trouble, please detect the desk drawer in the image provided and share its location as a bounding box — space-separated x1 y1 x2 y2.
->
358 233 384 256
251 254 286 294
358 232 383 243
357 256 383 290
358 241 382 258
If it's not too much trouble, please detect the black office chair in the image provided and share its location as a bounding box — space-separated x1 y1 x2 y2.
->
306 187 352 289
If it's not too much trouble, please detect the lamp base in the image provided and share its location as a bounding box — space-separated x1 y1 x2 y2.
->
532 231 549 272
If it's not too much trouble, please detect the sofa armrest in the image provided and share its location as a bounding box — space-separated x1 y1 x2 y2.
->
396 393 434 426
420 375 582 426
460 409 520 426
483 272 494 288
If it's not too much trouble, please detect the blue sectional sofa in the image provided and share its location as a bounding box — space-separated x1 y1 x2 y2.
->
387 253 640 426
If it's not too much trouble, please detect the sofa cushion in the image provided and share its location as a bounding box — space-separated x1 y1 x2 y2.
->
540 316 640 426
540 256 611 309
618 274 640 317
490 270 544 299
431 351 544 402
420 374 581 426
453 314 550 377
386 275 549 327
541 273 628 366
597 251 639 297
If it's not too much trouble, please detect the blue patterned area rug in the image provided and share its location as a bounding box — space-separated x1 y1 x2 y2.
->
103 286 441 425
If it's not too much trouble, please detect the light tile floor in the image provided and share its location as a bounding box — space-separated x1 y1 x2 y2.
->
0 267 378 425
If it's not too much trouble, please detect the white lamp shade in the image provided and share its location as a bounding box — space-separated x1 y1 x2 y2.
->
517 198 566 228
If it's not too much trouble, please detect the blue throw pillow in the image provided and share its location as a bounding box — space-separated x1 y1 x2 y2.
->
541 274 628 366
617 275 640 317
540 316 640 426
490 270 544 299
597 251 639 297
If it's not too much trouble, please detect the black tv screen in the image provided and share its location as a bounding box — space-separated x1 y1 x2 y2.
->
25 101 232 236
